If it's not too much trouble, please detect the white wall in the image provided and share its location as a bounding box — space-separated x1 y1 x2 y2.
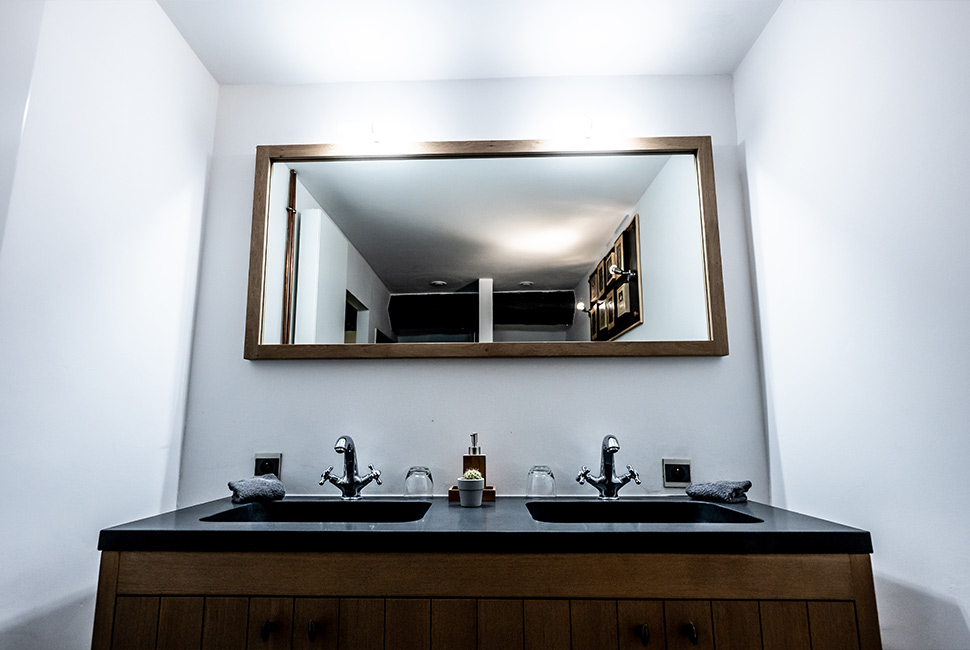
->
0 1 44 251
179 75 768 510
0 2 218 649
735 1 970 647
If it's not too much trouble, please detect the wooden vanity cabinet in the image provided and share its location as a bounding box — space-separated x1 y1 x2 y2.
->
93 551 880 649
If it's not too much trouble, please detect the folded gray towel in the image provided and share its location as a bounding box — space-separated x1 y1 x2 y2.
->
686 480 752 504
228 474 286 504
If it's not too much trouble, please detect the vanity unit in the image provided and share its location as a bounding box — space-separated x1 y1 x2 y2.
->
93 497 880 649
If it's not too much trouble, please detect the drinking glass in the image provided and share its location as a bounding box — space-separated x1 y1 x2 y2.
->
404 466 434 498
526 465 556 498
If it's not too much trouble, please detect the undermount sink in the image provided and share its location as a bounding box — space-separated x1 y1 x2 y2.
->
526 500 763 524
201 500 432 523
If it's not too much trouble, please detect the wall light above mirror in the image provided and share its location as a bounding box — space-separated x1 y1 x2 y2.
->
244 137 727 359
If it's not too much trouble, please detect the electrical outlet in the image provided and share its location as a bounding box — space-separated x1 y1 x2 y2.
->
663 458 691 488
254 453 282 478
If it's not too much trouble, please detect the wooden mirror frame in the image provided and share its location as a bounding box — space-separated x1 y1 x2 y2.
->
244 136 727 359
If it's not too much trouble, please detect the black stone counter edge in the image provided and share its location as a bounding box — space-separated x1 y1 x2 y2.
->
98 528 873 554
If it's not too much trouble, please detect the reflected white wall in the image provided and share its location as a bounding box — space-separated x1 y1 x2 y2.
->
619 155 708 342
309 210 349 344
346 246 392 343
268 168 394 345
262 162 289 343
293 209 322 343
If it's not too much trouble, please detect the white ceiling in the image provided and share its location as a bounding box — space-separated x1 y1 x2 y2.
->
157 0 781 85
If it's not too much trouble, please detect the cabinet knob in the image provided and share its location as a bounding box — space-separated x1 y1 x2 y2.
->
260 620 277 642
307 620 323 642
681 621 699 646
637 623 650 646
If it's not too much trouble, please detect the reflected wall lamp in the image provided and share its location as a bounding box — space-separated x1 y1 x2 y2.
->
610 264 637 279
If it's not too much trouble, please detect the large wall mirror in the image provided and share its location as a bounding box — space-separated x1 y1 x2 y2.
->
245 136 727 359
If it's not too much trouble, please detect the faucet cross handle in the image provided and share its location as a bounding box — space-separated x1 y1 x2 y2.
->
626 464 641 485
576 466 592 485
319 466 335 486
367 464 382 485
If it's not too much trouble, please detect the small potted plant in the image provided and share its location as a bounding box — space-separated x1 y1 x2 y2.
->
457 469 485 507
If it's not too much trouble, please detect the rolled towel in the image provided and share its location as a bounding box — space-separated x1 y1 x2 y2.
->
228 474 286 504
686 480 752 504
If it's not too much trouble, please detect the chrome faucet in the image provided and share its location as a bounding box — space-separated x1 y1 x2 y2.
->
576 435 641 499
320 435 382 499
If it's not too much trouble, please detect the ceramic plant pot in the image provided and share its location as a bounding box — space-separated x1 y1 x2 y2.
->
457 477 485 507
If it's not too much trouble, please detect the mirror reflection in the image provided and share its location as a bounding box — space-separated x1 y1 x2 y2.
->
245 138 727 359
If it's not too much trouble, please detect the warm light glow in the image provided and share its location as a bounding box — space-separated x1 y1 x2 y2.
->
331 111 429 152
546 114 594 140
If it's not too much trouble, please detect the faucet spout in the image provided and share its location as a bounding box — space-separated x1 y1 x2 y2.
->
603 435 620 453
334 435 359 478
600 434 620 482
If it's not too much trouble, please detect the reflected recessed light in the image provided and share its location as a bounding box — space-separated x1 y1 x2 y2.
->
505 228 581 256
430 280 447 287
519 281 534 287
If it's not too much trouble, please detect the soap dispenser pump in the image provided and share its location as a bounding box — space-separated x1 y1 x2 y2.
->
463 432 486 484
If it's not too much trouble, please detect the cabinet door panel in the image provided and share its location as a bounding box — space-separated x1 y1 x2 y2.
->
339 598 384 650
665 600 714 650
386 598 431 649
523 600 570 650
807 601 860 650
248 597 294 650
570 600 618 649
760 601 810 650
201 597 248 649
112 596 159 650
157 596 203 650
431 599 477 649
617 600 665 649
711 600 762 649
479 599 523 650
294 598 339 650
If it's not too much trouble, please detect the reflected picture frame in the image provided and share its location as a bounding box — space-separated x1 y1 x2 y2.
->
617 283 630 318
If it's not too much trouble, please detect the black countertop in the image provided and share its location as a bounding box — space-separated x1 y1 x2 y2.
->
98 496 873 555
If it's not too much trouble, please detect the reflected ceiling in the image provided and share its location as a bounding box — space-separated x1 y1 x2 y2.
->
287 155 670 293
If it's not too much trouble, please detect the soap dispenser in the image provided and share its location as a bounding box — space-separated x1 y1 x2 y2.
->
449 432 496 502
463 432 487 484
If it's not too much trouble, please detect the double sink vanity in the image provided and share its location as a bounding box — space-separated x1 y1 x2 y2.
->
92 494 880 649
